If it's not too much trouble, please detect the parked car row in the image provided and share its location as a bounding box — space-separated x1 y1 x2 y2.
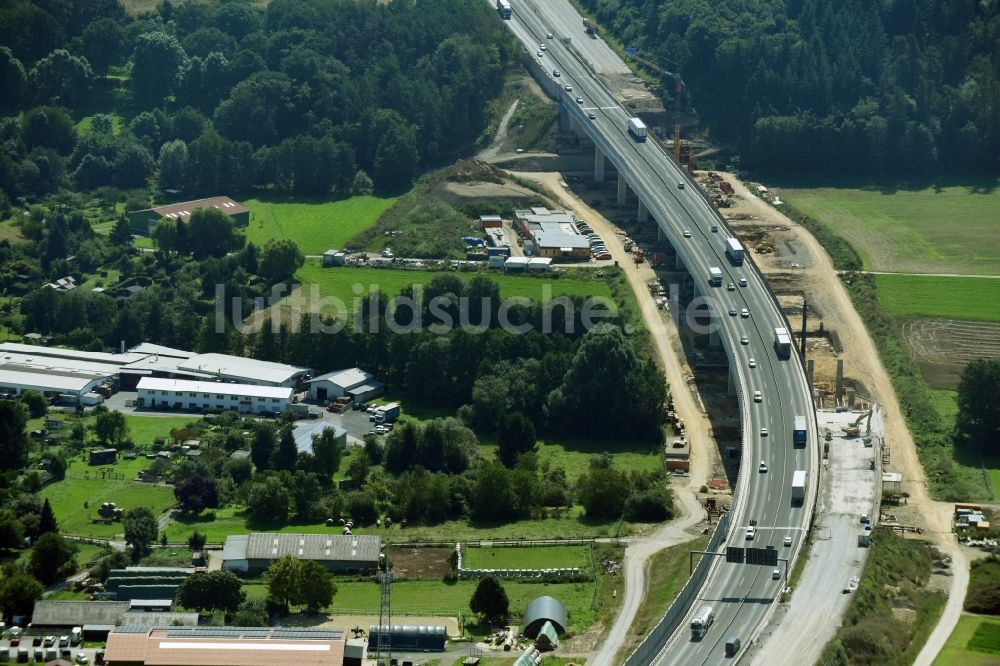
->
575 221 612 260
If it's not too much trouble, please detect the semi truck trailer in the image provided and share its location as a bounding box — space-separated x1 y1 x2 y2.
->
792 470 807 504
628 117 647 142
725 237 745 266
774 327 791 359
793 414 808 447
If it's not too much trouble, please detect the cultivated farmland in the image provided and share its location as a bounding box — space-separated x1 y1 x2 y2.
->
900 318 1000 388
874 275 1000 322
779 182 1000 275
244 196 398 255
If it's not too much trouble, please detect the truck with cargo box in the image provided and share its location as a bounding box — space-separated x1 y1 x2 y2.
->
628 117 647 142
774 327 791 358
792 470 807 504
725 237 745 266
709 267 723 286
793 414 808 447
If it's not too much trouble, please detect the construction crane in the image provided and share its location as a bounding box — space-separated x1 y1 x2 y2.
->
624 49 686 162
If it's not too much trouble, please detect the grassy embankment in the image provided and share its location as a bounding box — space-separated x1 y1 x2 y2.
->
613 535 710 663
819 529 946 665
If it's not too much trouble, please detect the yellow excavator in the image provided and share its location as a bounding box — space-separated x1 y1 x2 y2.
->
842 409 872 437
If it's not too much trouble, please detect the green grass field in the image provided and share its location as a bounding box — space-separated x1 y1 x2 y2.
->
244 196 397 255
478 438 661 485
464 545 591 570
39 413 201 446
245 579 595 632
123 414 203 444
779 182 1000 275
934 614 1000 666
874 275 1000 322
165 503 621 545
295 261 615 308
40 458 176 538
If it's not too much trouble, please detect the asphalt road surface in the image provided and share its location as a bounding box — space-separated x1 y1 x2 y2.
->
495 2 817 663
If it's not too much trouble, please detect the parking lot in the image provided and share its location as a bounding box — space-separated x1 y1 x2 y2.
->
0 633 101 663
101 391 385 446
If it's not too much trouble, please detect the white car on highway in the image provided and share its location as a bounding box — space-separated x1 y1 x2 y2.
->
745 526 756 540
749 358 757 368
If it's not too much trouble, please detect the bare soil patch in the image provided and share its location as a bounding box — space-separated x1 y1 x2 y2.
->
388 546 453 581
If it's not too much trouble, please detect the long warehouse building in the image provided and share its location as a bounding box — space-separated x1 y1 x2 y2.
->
136 378 293 415
103 626 346 666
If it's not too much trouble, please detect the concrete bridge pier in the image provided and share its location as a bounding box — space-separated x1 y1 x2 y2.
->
637 199 649 224
728 368 738 396
594 146 605 183
708 327 722 348
558 104 572 132
617 172 627 205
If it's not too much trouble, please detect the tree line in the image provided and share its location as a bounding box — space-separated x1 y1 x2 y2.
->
578 0 1000 176
0 0 515 208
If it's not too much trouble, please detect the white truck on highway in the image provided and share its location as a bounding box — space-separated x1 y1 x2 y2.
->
725 237 745 266
628 117 647 142
774 326 792 359
496 0 511 19
691 605 715 639
709 266 723 286
792 470 807 505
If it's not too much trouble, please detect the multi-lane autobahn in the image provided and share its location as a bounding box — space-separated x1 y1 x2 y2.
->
495 1 818 663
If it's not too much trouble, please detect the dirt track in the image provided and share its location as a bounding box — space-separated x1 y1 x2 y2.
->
508 170 714 662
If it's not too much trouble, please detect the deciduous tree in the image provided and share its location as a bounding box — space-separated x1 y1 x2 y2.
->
173 473 219 514
30 532 78 584
258 238 304 283
123 507 158 561
175 570 244 613
956 359 1000 456
94 409 128 445
131 32 190 105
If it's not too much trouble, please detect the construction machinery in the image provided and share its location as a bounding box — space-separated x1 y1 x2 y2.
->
623 49 687 162
583 17 598 37
841 409 873 437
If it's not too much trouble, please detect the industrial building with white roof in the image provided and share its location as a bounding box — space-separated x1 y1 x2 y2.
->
0 341 311 409
136 378 294 415
222 533 381 574
512 207 591 260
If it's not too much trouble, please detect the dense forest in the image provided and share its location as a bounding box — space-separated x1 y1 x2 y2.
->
0 0 513 207
579 0 1000 175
